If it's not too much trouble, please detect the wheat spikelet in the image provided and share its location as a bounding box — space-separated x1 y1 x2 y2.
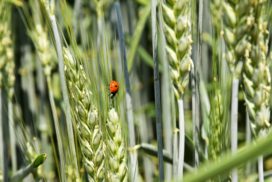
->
210 0 222 35
242 0 271 133
29 24 55 77
162 0 193 99
106 108 128 181
63 48 105 181
223 0 253 78
0 1 15 97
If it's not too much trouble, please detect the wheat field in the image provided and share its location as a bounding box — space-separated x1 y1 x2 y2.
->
0 0 272 181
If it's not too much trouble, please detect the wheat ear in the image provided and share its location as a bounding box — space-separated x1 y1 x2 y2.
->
64 48 105 181
106 108 128 181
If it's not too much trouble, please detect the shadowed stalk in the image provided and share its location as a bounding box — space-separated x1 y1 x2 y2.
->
47 77 66 181
114 3 139 181
152 0 165 181
158 2 172 179
192 0 203 167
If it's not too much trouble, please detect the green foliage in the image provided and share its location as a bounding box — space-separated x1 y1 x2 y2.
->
0 0 272 181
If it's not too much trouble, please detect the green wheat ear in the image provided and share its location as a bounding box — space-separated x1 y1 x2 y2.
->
162 0 193 99
63 48 105 181
223 1 252 79
29 24 56 77
0 1 15 97
242 1 271 134
106 108 128 181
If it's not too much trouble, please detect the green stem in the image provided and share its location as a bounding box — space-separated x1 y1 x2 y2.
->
8 101 17 173
10 154 47 182
245 111 252 175
177 99 185 178
182 130 272 182
50 14 78 176
258 156 264 182
231 78 239 182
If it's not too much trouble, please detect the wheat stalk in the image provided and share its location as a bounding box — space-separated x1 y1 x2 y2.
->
223 1 253 180
64 48 105 181
162 0 193 178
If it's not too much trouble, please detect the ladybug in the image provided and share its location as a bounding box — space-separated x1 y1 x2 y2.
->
109 80 119 98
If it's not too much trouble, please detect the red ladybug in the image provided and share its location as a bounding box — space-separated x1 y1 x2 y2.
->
109 80 119 98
